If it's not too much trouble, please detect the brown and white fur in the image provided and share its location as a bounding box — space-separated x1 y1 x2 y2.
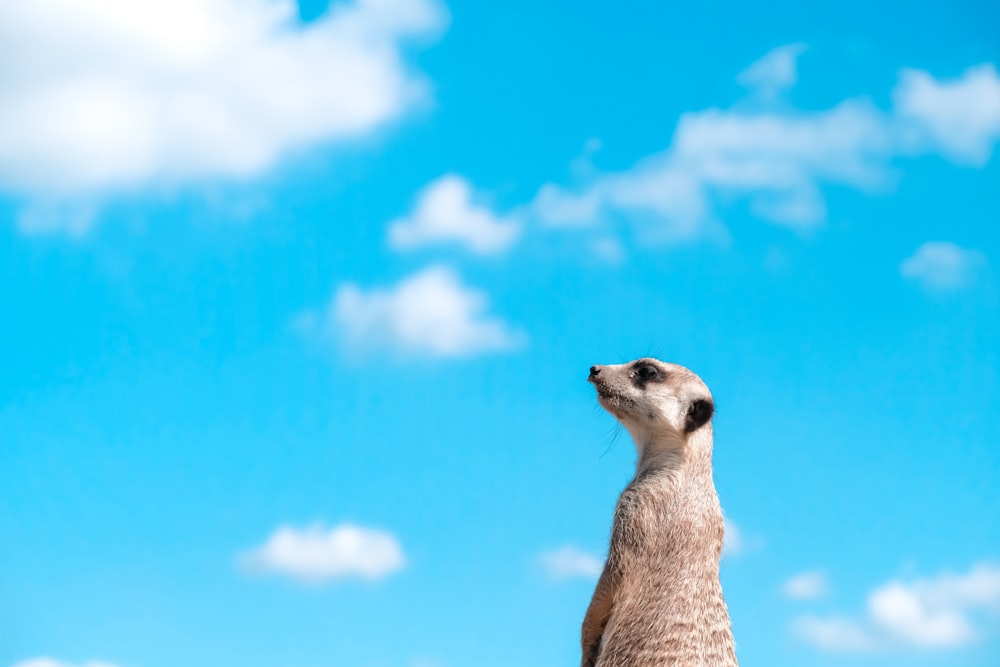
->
581 358 738 667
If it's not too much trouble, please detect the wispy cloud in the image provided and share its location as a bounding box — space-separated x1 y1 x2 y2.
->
722 518 762 558
329 264 525 358
783 570 830 600
900 242 987 292
737 43 808 99
539 545 603 580
388 174 521 255
531 52 1000 242
722 518 745 557
590 237 626 265
793 561 1000 652
793 615 880 652
533 96 890 235
241 522 406 583
0 0 446 231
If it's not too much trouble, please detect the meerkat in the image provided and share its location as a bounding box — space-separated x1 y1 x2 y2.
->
581 358 738 667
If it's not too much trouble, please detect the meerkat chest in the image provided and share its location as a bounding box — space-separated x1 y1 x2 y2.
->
612 484 720 562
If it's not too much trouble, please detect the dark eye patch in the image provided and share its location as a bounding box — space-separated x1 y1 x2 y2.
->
633 362 663 385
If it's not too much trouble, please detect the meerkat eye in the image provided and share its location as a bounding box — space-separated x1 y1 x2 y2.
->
636 364 659 381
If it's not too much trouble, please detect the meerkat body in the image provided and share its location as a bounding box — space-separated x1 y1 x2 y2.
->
582 358 738 667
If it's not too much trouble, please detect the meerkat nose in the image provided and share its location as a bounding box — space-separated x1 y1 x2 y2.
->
589 365 602 380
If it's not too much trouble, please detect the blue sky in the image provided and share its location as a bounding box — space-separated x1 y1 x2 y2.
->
1 1 999 666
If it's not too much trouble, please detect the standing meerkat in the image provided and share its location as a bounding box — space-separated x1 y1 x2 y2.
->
581 358 738 667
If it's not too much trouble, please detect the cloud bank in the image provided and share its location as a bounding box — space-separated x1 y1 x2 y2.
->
793 562 1000 652
0 0 445 209
532 49 1000 241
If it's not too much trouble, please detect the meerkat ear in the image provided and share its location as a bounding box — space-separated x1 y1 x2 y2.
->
685 398 714 433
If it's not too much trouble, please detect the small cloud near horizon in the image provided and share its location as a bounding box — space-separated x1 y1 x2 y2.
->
784 570 830 600
539 545 603 580
723 518 762 558
305 264 525 360
388 174 521 255
792 561 1000 652
900 242 987 292
240 522 406 583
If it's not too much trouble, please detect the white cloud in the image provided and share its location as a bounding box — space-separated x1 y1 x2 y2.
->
900 242 987 292
722 518 745 557
894 64 1000 165
16 201 99 237
539 545 603 580
868 581 973 647
0 0 445 222
793 562 1000 652
784 570 830 600
331 265 524 357
532 183 607 227
241 522 405 582
532 57 1000 242
533 98 891 236
793 615 879 652
13 660 121 667
737 43 807 98
591 237 626 264
722 517 763 558
388 174 521 255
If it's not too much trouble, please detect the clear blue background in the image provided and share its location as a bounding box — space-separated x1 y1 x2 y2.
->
2 1 998 666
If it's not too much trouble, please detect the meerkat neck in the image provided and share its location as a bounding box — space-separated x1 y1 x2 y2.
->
633 425 715 480
634 446 684 478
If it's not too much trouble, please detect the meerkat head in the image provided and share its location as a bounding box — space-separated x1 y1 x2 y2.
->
588 357 714 451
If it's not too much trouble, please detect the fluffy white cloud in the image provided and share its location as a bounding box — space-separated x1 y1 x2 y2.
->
783 570 830 600
793 562 1000 652
532 50 1000 241
539 545 603 580
900 242 987 292
0 0 445 207
867 581 973 647
332 265 524 357
388 174 521 255
894 64 1000 165
13 660 121 667
241 522 405 582
737 43 807 98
